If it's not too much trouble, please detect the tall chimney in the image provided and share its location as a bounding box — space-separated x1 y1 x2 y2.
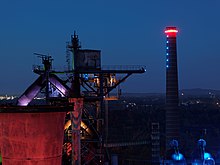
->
164 27 180 148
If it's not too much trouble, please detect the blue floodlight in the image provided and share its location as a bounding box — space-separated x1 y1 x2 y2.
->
172 153 184 161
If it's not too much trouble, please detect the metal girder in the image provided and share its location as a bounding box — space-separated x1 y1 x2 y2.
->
17 74 70 106
104 73 132 96
17 74 46 106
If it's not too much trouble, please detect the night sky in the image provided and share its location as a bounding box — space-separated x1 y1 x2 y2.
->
0 0 220 94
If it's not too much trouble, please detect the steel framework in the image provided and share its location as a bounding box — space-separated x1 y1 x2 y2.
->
16 32 146 165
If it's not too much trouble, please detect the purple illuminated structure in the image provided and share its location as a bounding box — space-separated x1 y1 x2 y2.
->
17 73 70 106
165 27 180 148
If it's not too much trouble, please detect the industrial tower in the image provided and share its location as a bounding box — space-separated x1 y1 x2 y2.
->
9 32 146 165
65 33 146 165
164 27 180 149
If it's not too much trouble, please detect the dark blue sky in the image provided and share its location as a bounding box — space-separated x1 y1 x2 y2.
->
1 0 220 94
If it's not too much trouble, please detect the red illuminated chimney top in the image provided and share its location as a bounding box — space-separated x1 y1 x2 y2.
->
165 27 178 37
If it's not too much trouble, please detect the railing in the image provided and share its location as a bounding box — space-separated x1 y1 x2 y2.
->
32 65 44 71
101 65 146 71
32 64 147 73
32 65 68 72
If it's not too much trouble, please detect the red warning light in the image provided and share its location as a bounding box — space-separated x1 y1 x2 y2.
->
165 29 178 34
165 27 178 37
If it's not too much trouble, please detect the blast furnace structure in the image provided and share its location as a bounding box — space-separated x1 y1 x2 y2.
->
0 32 146 165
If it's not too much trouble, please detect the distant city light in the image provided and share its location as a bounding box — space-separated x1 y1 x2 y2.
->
0 95 17 100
